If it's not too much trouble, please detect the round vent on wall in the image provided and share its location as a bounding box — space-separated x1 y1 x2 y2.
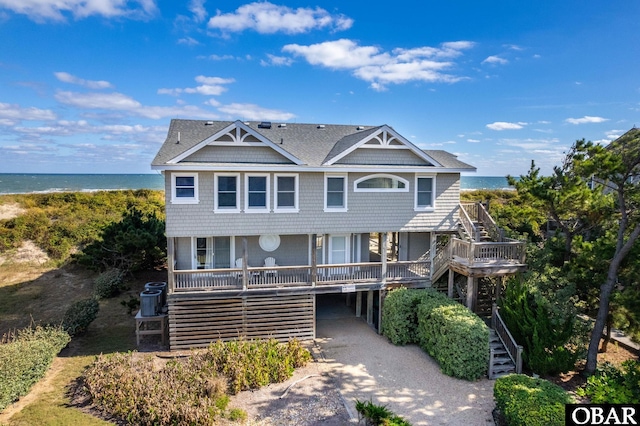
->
259 234 281 252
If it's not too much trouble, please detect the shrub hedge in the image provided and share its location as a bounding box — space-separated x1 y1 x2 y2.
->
577 360 640 403
93 268 125 299
82 339 311 425
0 326 70 411
61 298 99 336
381 287 431 345
417 292 489 380
494 374 573 426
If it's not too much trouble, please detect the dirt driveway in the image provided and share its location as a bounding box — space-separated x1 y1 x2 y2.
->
315 294 496 426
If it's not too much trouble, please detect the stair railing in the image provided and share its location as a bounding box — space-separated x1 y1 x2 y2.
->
491 303 523 375
458 204 480 241
477 202 504 242
431 239 451 282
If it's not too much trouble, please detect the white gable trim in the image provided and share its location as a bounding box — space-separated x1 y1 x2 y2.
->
167 120 304 165
323 125 442 167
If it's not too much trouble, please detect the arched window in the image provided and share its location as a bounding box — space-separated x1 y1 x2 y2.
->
354 174 409 192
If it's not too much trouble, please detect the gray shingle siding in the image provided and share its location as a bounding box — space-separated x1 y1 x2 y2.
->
336 149 430 166
164 171 461 236
184 146 293 164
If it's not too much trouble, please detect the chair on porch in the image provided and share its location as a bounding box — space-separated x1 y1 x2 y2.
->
263 257 278 277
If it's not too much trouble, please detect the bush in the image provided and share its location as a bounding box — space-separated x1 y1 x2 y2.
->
62 298 99 336
355 399 412 426
82 339 312 425
0 326 70 411
577 360 640 403
381 288 431 345
93 268 125 299
416 290 489 380
494 374 573 426
499 278 581 375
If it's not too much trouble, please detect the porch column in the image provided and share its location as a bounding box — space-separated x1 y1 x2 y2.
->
311 234 317 287
377 291 384 334
381 232 388 284
367 289 374 325
495 276 503 304
447 269 454 298
242 237 248 291
167 237 175 294
429 233 437 280
466 276 476 312
356 291 362 317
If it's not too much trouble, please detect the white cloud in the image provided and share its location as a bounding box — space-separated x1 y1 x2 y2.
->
189 0 206 23
207 1 353 34
282 39 474 90
467 139 480 143
0 102 57 125
482 55 508 65
53 90 217 119
217 103 295 121
486 121 527 131
206 54 236 61
0 0 157 22
565 115 609 124
158 75 235 96
177 36 200 46
54 72 113 89
261 54 294 66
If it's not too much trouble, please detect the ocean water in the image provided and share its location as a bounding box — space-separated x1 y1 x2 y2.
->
0 174 512 195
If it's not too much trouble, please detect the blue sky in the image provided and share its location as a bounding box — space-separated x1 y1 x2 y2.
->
1 0 638 176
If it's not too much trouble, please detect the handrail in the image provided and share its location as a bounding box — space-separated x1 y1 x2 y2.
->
450 237 525 266
491 304 523 375
458 204 479 241
477 202 503 242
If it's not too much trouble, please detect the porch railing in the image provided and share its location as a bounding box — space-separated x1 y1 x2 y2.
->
490 303 523 377
450 237 526 266
172 260 431 293
459 203 479 241
477 202 504 242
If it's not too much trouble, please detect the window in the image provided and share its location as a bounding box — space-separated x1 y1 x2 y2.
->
324 174 348 211
275 174 298 212
245 174 269 212
171 173 198 204
415 175 435 211
214 173 240 212
354 174 409 192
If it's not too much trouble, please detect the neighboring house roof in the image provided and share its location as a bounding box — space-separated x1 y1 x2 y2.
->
152 119 476 172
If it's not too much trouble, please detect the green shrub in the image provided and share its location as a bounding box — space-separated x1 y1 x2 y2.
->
93 268 125 299
381 288 431 345
494 374 573 426
61 298 99 336
82 339 312 425
416 290 489 380
0 326 70 411
577 360 640 403
227 408 247 422
355 399 412 426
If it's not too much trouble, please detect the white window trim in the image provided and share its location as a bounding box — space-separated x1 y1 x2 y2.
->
274 173 299 213
324 173 348 212
244 173 270 213
353 173 409 192
171 172 199 204
214 173 240 213
414 174 436 212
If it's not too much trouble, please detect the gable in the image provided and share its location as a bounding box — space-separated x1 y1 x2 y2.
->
324 125 441 167
167 121 303 165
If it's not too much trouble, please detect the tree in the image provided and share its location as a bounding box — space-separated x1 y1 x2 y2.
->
572 129 640 374
78 207 166 273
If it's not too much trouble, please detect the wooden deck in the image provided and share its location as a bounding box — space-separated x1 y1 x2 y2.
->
448 237 527 277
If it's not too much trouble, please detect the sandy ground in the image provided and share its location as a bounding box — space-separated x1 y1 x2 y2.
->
315 295 496 426
0 203 50 266
0 203 25 221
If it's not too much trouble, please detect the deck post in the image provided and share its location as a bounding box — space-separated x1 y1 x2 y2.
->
242 237 248 291
496 276 503 304
466 276 476 312
167 237 175 294
367 289 374 325
377 290 384 334
311 234 317 287
381 232 388 284
447 269 454 298
356 291 362 317
430 233 437 280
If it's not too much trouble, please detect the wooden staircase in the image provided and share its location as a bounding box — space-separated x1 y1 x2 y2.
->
489 329 517 378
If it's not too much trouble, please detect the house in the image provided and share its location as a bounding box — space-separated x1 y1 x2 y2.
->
152 119 526 351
